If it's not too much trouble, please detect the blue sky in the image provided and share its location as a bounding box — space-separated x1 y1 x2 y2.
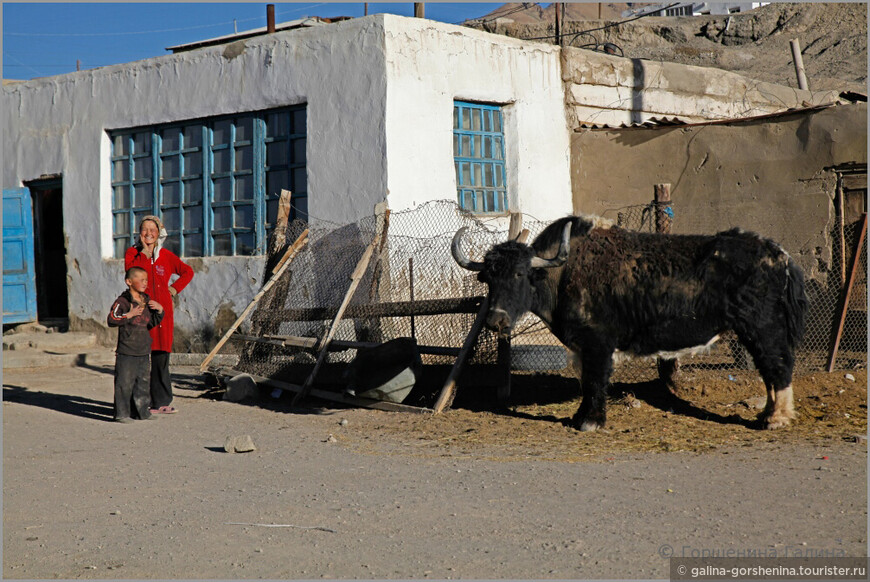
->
2 2 513 80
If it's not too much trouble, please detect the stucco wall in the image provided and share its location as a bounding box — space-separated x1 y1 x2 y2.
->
2 16 391 348
382 15 573 225
570 103 867 279
2 15 575 349
562 46 842 128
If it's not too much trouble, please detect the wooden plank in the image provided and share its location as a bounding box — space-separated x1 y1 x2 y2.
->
292 209 389 406
231 333 462 357
216 368 432 414
199 229 309 372
433 296 491 414
258 296 484 322
827 212 867 372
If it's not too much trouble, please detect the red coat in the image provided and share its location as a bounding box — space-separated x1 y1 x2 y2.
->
125 247 194 353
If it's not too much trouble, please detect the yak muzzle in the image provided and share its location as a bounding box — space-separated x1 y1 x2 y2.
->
485 307 513 336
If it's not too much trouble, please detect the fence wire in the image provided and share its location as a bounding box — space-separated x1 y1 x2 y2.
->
223 199 865 394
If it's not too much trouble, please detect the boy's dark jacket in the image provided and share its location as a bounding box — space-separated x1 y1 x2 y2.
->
107 290 164 356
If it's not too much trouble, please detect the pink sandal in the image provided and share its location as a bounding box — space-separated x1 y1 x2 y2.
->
150 406 178 414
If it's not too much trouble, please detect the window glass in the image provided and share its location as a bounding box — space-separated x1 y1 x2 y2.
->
110 105 305 258
453 101 508 213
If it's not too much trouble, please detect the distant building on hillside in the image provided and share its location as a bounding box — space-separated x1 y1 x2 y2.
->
623 2 767 17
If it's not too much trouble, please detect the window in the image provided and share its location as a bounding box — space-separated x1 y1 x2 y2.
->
110 106 307 258
453 101 508 213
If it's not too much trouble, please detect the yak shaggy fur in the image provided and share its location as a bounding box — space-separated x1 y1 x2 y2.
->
476 215 808 432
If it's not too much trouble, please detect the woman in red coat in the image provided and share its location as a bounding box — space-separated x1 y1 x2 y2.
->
125 215 194 414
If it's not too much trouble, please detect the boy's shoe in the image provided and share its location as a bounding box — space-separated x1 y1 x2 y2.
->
115 417 134 424
150 406 178 414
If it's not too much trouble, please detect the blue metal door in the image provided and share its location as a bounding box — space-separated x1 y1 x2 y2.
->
3 187 38 324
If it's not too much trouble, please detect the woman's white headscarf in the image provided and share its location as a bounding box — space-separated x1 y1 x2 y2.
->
136 215 168 259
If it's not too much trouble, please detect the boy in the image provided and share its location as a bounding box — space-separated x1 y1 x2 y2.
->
107 267 164 423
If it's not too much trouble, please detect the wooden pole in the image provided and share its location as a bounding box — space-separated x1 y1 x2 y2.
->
508 212 523 241
433 297 491 414
826 212 867 372
199 229 310 372
837 176 847 286
414 3 424 18
790 39 809 91
292 206 390 406
654 183 672 234
267 4 276 33
554 2 561 45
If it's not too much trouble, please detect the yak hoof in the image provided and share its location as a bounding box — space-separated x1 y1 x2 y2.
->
579 420 602 432
763 414 793 430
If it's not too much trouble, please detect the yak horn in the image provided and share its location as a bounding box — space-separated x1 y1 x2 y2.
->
451 227 485 271
530 221 571 269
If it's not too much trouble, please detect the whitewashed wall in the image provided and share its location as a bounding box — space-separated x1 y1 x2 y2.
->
2 17 391 346
2 15 576 347
382 15 573 229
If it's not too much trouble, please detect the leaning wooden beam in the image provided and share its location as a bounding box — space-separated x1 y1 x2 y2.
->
230 333 462 357
827 212 867 372
433 296 491 414
217 369 431 414
261 296 484 322
199 229 310 372
292 209 389 406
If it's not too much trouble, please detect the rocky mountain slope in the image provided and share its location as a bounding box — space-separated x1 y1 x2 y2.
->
466 2 867 93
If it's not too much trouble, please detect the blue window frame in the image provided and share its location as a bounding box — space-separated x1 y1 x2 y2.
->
110 105 307 258
453 101 508 213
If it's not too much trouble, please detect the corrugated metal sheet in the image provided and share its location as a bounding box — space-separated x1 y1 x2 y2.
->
574 101 848 131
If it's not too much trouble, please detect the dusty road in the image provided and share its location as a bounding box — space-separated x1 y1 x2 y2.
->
2 362 867 579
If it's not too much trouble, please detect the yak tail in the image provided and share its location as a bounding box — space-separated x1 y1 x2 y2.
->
782 257 809 349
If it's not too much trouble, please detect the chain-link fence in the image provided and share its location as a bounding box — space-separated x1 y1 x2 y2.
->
221 199 865 399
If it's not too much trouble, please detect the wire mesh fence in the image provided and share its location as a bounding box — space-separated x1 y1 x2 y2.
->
221 199 865 397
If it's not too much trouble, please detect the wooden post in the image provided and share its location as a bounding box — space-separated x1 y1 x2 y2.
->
836 176 847 286
826 212 867 372
199 229 310 372
554 2 561 45
270 190 293 257
654 183 672 234
414 3 424 18
291 205 390 406
433 297 490 414
790 39 809 91
508 212 523 241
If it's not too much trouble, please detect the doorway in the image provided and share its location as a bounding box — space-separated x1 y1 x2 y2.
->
25 176 69 325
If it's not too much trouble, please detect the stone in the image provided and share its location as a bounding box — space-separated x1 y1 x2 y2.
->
224 435 257 453
224 374 258 402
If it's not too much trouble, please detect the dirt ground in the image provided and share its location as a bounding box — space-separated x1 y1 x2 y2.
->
2 362 867 579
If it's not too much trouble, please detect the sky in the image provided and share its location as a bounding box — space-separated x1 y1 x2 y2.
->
2 1 516 80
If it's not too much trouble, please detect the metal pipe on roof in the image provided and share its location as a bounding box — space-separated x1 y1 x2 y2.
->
790 38 809 91
267 4 276 33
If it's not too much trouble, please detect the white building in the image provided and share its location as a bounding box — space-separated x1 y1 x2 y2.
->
2 13 835 348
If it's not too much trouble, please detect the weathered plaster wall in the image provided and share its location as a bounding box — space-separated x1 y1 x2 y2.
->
2 16 390 348
570 103 867 279
382 15 573 226
562 46 842 128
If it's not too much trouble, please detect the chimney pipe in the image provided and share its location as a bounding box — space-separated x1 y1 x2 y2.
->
267 4 276 33
414 3 424 18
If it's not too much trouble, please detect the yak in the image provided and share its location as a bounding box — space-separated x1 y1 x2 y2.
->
451 215 808 432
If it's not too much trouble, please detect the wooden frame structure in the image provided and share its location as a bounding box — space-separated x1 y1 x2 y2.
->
201 203 520 413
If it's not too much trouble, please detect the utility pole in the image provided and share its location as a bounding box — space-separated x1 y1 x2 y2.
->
414 3 424 18
364 3 368 16
267 4 275 34
554 2 561 45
